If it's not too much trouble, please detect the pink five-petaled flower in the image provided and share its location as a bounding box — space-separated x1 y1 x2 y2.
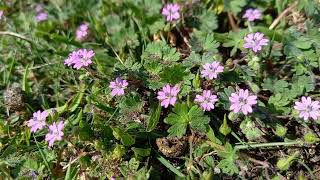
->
243 9 262 22
27 110 49 133
76 23 89 41
294 96 320 121
201 61 224 80
45 121 64 147
243 32 269 53
157 84 180 108
36 12 48 22
229 89 257 115
64 49 94 69
195 90 218 111
162 3 181 22
109 77 128 97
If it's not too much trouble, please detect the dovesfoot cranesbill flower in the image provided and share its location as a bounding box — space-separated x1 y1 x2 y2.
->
157 84 180 108
243 32 269 53
294 96 320 121
162 3 180 22
201 61 224 80
195 90 218 111
109 77 128 97
76 23 89 41
64 49 94 69
229 89 257 115
243 9 262 21
45 121 64 147
36 12 48 22
27 110 49 133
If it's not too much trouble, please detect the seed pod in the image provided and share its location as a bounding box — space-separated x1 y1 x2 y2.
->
156 136 187 158
3 84 25 112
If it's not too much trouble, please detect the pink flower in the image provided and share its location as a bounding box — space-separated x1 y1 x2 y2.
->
45 121 64 147
76 23 89 41
27 110 49 133
294 96 320 121
64 49 94 69
243 9 262 21
195 90 218 111
162 3 180 22
36 12 48 22
157 84 180 108
35 4 43 13
243 32 269 53
229 89 257 115
201 61 224 80
0 11 4 20
109 77 128 97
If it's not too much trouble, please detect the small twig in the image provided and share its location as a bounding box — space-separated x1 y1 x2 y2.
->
269 2 298 30
248 157 269 168
228 12 239 32
0 31 33 44
175 27 191 48
264 168 271 180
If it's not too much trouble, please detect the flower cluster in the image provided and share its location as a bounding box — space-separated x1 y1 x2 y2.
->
35 5 48 22
157 84 180 108
201 61 224 80
162 3 181 22
109 77 128 97
243 32 269 53
294 96 320 121
76 22 89 41
27 110 64 147
243 9 262 22
64 49 95 69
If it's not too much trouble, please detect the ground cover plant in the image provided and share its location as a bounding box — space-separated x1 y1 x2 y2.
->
1 0 320 179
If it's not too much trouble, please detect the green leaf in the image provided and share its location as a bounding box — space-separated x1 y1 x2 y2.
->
22 64 31 94
146 104 161 132
160 64 188 84
222 30 247 56
223 0 247 14
69 85 85 112
217 143 239 175
190 31 220 54
112 128 136 146
293 37 313 49
157 155 185 177
167 123 188 138
132 147 151 159
240 117 263 140
200 11 218 31
164 104 210 137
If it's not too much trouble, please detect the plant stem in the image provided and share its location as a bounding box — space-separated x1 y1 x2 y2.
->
33 135 53 177
235 140 304 150
0 31 33 44
247 21 253 33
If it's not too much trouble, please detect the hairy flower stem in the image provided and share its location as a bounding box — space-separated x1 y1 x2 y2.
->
235 140 304 150
247 21 253 32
